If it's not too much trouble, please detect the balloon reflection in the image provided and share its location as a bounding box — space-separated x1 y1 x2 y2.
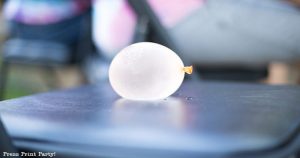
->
112 97 188 129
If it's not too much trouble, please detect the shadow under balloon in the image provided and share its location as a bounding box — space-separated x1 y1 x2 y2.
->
111 97 189 130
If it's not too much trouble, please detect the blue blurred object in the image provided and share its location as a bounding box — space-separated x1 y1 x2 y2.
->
168 0 300 65
0 81 300 158
0 9 92 100
0 115 17 155
127 0 300 81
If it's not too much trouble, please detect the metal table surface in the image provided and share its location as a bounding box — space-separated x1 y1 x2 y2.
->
0 81 300 158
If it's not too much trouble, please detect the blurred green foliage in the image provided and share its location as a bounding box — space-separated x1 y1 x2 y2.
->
1 63 49 100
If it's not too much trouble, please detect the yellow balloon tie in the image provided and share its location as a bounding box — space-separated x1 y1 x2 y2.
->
183 66 193 74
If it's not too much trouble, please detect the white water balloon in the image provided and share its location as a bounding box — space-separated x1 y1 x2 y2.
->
109 42 192 100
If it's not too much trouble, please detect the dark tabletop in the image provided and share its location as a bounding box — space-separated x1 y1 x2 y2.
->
0 81 300 158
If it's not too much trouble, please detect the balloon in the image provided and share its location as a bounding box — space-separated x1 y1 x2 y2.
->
109 42 192 100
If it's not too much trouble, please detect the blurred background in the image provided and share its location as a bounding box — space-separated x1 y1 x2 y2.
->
0 0 300 100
